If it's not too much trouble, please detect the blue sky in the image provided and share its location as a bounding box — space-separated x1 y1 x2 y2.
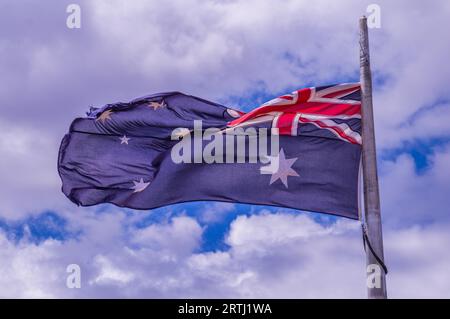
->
1 0 450 298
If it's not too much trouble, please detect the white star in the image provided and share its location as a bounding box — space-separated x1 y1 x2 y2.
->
260 148 299 188
131 178 150 193
120 135 130 145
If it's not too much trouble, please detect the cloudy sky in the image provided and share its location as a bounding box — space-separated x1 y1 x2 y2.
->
1 0 450 298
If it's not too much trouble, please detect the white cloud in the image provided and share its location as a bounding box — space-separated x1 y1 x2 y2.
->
1 211 450 298
88 0 363 100
91 255 135 286
380 143 450 226
131 215 203 255
199 202 235 223
0 119 65 219
385 225 450 298
226 212 331 246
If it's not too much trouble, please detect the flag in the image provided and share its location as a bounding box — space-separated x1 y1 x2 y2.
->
58 83 362 219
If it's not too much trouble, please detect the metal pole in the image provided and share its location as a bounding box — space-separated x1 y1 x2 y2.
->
359 16 387 299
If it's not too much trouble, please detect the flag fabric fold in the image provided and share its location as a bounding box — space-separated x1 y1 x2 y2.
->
58 84 362 219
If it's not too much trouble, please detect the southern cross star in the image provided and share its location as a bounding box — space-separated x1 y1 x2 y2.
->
260 148 299 188
149 100 166 110
119 135 130 145
96 109 113 123
131 178 150 193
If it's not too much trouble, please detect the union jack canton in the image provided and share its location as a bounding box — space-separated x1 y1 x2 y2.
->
227 83 362 145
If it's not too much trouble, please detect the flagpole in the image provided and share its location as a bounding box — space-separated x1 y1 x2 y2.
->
359 16 387 299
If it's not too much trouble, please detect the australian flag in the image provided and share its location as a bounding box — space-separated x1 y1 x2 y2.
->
58 83 362 219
